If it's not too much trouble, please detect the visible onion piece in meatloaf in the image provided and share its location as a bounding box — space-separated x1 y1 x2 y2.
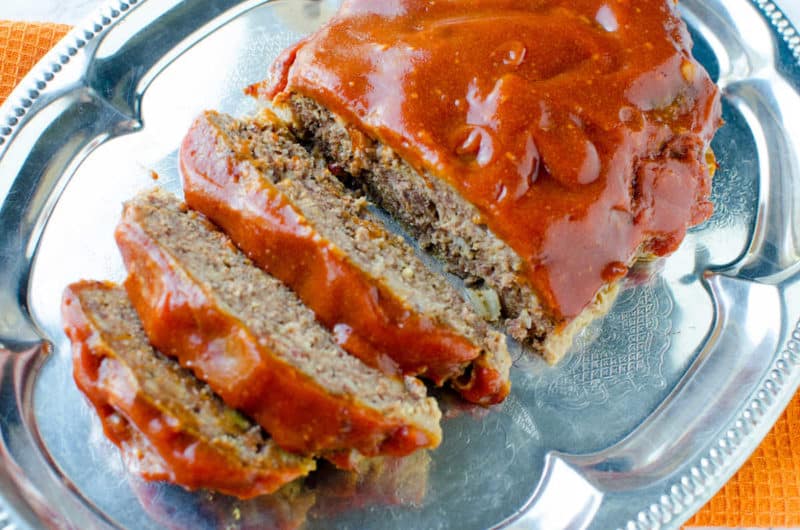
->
115 188 442 457
261 94 615 363
62 281 315 498
252 0 722 364
179 110 511 404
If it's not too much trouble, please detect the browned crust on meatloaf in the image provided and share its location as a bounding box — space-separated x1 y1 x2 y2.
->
115 188 442 456
62 280 315 498
275 94 624 362
182 110 510 403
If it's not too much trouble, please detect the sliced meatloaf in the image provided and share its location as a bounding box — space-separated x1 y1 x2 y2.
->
251 0 721 364
257 94 618 363
62 280 315 498
179 110 510 404
114 188 442 457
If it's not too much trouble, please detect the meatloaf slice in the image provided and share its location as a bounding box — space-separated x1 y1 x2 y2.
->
115 188 441 457
312 450 431 517
180 110 510 404
260 94 619 363
62 281 315 498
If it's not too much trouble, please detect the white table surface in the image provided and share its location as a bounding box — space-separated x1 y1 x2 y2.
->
0 2 797 530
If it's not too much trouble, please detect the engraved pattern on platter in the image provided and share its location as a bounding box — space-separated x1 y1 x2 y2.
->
624 3 800 525
698 137 757 233
535 278 673 410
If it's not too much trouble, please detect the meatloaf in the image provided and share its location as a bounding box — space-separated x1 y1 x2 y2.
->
265 94 620 362
115 188 442 457
62 281 315 498
180 110 511 404
254 0 722 363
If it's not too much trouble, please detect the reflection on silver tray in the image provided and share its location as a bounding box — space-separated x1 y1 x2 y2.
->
1 1 800 529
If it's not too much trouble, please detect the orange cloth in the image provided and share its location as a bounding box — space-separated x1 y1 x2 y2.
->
0 21 71 103
1 19 798 529
686 392 800 527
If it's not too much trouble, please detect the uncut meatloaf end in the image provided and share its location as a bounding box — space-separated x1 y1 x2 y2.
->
263 93 621 364
62 280 315 498
180 110 511 404
114 188 442 457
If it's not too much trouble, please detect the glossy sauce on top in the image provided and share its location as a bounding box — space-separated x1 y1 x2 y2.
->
268 0 722 319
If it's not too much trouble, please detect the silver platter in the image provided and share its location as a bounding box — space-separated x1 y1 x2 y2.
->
1 1 800 529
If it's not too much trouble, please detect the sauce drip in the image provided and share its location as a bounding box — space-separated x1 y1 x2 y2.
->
179 115 508 404
267 0 722 319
